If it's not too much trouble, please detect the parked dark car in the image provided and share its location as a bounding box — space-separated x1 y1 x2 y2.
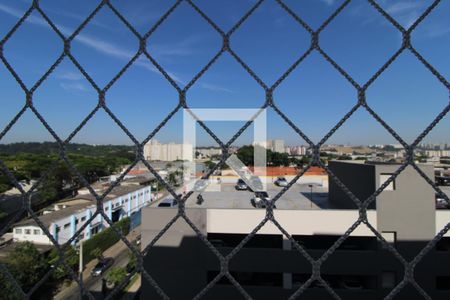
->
251 191 276 209
436 176 450 186
91 257 114 277
235 179 249 191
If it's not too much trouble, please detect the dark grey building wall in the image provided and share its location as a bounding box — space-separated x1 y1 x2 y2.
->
376 164 436 241
328 161 376 209
141 208 211 300
141 209 450 300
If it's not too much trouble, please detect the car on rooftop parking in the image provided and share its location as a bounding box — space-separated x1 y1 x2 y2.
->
235 179 249 191
251 191 276 209
274 177 288 187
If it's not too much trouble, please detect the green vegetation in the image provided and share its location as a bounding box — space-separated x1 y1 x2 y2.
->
126 251 137 273
236 145 301 167
166 170 182 187
0 217 131 298
47 246 78 281
0 142 134 196
105 266 127 287
82 217 130 263
89 247 104 261
0 242 48 299
0 142 135 158
0 209 7 222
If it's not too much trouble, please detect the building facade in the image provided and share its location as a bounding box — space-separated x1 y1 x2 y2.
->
196 147 222 158
144 139 193 161
140 160 447 299
12 184 152 245
141 208 450 300
425 150 450 158
253 140 285 153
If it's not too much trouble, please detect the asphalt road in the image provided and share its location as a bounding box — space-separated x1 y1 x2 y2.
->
54 230 140 300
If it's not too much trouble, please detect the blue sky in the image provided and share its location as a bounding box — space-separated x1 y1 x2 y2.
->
0 0 448 147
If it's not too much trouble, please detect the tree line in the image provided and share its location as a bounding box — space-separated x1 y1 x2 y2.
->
0 143 135 199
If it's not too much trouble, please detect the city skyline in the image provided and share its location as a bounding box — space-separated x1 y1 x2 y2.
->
0 0 449 145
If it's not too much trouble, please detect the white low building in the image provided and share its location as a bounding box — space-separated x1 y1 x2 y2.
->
12 183 153 245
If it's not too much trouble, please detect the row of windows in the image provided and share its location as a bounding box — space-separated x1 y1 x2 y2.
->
207 271 394 290
207 233 380 251
43 190 150 234
15 228 42 235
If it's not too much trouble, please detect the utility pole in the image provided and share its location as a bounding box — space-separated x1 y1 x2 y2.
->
79 239 83 282
308 184 313 209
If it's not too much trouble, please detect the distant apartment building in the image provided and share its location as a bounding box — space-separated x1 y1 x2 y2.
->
196 147 222 158
285 145 307 156
12 180 153 246
144 139 193 161
141 161 449 299
254 140 285 153
425 150 450 158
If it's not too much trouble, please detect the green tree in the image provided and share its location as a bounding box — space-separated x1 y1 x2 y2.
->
126 252 137 273
204 160 216 170
47 246 78 280
106 266 127 287
236 145 254 166
337 155 352 160
90 248 104 261
2 242 48 293
167 172 177 187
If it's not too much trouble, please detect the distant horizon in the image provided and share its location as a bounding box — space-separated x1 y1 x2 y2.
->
1 140 449 148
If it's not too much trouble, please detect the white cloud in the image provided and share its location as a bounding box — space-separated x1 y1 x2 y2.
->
385 2 421 15
56 71 84 81
200 83 233 93
0 3 186 84
383 1 426 28
60 82 88 91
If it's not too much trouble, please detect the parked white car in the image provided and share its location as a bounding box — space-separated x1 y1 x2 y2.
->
274 177 288 187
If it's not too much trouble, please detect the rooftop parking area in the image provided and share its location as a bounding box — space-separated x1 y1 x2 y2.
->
150 182 331 210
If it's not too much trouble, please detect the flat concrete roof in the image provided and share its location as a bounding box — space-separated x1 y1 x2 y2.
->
15 203 89 228
150 182 331 210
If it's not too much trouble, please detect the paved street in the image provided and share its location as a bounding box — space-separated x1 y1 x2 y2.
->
54 227 141 300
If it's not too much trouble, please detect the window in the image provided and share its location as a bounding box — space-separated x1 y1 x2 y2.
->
63 223 70 229
381 231 396 249
56 226 60 233
381 272 396 289
25 229 31 235
15 228 22 234
81 216 86 222
75 219 79 225
105 207 109 211
379 173 395 191
436 276 450 290
33 229 40 235
208 271 282 287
